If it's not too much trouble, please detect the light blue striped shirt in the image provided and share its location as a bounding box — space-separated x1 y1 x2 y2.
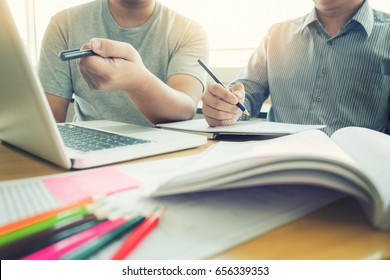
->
236 0 390 136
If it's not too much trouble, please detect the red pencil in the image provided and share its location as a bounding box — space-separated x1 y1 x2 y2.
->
110 208 164 260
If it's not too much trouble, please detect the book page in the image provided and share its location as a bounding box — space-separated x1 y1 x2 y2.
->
167 130 354 174
154 130 373 199
86 158 344 259
331 127 390 230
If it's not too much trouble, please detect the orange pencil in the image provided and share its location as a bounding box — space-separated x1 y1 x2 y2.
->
110 207 164 260
0 195 104 236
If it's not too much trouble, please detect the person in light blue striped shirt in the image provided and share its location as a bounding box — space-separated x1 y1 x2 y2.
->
201 0 390 136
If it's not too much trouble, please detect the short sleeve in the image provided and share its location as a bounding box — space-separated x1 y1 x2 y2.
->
37 15 74 100
167 22 209 91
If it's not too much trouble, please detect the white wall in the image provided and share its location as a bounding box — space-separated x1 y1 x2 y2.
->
7 0 390 68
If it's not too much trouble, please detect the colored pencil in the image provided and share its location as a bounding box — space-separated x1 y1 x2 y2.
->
0 195 104 236
0 206 94 246
0 214 103 260
22 217 127 260
111 208 164 260
60 215 145 260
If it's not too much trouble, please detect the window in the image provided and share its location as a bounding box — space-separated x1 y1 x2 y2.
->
160 0 390 67
6 0 390 68
6 0 92 63
5 1 31 59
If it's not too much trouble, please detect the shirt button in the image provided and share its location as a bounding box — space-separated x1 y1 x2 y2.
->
322 67 328 74
316 96 322 102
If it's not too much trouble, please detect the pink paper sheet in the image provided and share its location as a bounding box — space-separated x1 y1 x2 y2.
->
43 167 140 204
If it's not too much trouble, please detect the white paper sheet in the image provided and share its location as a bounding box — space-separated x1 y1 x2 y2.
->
89 157 344 259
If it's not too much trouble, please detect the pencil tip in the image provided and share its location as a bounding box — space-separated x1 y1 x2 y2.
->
243 110 250 116
155 206 166 218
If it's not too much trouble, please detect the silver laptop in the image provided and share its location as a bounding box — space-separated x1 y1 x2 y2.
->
0 0 207 169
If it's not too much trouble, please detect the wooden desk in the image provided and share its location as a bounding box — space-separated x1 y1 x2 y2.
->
1 141 389 260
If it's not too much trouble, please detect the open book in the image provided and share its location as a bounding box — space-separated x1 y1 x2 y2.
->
156 118 326 139
151 127 390 231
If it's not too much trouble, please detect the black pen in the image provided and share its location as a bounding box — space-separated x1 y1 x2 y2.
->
198 59 250 116
59 48 97 61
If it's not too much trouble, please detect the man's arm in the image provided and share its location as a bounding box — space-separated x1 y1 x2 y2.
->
45 93 70 123
122 72 203 124
77 38 204 124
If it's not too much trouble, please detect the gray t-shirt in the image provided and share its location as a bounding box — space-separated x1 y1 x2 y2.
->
38 0 209 126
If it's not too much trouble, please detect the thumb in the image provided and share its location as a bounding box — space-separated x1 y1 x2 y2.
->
89 38 137 61
230 82 245 101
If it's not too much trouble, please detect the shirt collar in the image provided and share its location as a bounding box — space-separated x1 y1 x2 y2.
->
351 0 374 37
301 7 318 32
300 0 374 37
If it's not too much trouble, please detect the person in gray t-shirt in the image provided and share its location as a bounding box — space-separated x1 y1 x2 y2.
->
38 0 209 126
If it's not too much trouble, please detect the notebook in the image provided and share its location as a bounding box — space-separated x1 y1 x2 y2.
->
0 0 207 169
157 118 326 139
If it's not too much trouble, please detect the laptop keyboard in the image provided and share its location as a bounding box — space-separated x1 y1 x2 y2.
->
57 124 151 152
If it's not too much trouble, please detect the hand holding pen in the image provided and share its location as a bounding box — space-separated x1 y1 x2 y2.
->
59 38 145 93
198 59 250 127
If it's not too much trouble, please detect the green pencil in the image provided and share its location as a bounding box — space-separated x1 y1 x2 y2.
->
0 206 92 246
60 215 145 260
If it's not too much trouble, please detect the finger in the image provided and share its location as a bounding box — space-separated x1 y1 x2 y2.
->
77 44 119 84
202 86 240 115
88 38 137 61
230 83 245 101
202 92 240 127
202 101 238 121
80 42 92 51
78 65 101 90
208 84 239 105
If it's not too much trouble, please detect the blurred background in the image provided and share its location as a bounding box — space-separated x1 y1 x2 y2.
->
6 0 390 79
